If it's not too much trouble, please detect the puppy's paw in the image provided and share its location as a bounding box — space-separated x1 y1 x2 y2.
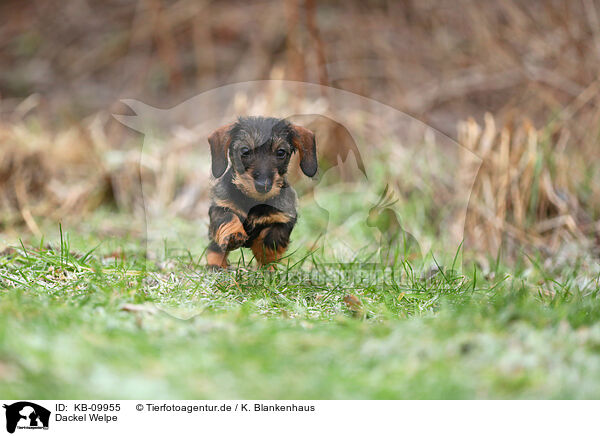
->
219 231 248 251
215 216 248 251
206 250 229 270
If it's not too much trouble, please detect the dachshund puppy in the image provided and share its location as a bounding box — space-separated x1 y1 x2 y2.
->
206 116 317 269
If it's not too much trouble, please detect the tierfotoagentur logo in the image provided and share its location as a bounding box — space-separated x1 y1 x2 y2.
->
2 402 50 434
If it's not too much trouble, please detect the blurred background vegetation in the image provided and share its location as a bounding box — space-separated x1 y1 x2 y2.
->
1 0 599 264
3 0 600 400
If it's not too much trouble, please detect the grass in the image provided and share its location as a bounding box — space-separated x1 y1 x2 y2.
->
1 214 600 399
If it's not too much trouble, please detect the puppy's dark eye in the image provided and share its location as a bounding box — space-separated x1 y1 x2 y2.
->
276 148 287 159
240 147 250 157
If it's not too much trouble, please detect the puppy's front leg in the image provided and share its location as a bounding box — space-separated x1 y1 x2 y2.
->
250 222 294 268
207 206 248 268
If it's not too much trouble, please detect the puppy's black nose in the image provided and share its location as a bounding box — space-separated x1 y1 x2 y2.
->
254 178 273 193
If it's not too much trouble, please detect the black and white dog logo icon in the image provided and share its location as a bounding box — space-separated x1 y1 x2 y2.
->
3 402 50 434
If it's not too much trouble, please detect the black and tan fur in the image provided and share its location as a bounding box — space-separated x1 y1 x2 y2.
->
206 116 317 268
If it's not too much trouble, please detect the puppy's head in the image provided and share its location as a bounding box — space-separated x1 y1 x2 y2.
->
208 116 317 200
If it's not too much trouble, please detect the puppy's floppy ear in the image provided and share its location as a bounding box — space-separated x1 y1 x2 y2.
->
290 125 318 177
208 123 234 178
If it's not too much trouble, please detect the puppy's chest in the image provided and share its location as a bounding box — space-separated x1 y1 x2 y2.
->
242 205 296 240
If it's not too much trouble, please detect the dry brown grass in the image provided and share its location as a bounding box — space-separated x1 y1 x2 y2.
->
459 113 599 262
0 110 142 235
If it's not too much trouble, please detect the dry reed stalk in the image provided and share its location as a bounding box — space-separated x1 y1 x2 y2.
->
458 113 592 262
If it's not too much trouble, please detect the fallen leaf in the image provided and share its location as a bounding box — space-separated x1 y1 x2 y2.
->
120 303 158 315
343 294 364 318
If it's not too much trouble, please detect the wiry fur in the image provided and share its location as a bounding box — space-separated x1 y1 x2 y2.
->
206 116 317 269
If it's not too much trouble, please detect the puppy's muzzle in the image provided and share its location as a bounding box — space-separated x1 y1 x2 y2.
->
254 177 273 194
253 171 273 193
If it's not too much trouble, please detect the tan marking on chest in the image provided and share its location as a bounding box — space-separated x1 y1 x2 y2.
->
214 198 247 218
247 211 293 226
